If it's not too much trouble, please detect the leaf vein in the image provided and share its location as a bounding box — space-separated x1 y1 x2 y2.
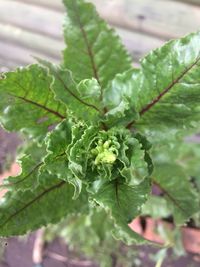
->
140 56 200 116
53 70 101 113
72 1 103 99
0 181 66 229
9 93 65 120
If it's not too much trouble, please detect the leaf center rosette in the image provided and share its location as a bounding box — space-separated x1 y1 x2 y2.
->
67 123 153 192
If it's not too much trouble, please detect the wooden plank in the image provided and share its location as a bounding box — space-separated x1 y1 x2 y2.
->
91 0 200 40
0 21 164 68
0 0 165 65
117 28 163 62
11 0 63 11
0 41 60 69
0 24 64 60
171 0 200 6
0 59 24 72
11 0 200 10
9 0 200 40
0 0 165 68
0 42 32 66
0 1 62 40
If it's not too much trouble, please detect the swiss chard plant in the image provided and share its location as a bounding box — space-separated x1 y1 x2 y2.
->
0 0 200 246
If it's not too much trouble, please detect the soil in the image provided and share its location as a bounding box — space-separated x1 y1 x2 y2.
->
0 234 93 267
0 235 200 267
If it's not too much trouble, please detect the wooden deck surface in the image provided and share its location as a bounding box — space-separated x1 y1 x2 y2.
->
1 0 200 71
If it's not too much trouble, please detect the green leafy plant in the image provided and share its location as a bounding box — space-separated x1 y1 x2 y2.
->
0 0 200 249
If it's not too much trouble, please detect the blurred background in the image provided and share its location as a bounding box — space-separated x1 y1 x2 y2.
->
1 0 200 71
0 0 200 267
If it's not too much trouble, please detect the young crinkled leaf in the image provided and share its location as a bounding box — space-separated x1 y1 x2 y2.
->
103 70 140 127
153 163 199 225
62 0 132 89
119 133 153 186
0 65 66 139
68 125 98 181
92 178 151 245
129 31 200 130
66 122 97 194
68 127 152 186
38 60 102 123
44 119 83 197
0 172 88 237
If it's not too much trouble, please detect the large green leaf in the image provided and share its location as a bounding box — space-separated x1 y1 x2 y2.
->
153 163 199 225
62 0 132 91
44 119 72 178
135 31 200 129
39 60 102 123
92 178 151 244
1 0 199 246
0 65 66 139
170 142 200 182
0 172 88 237
1 142 46 191
103 31 200 130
